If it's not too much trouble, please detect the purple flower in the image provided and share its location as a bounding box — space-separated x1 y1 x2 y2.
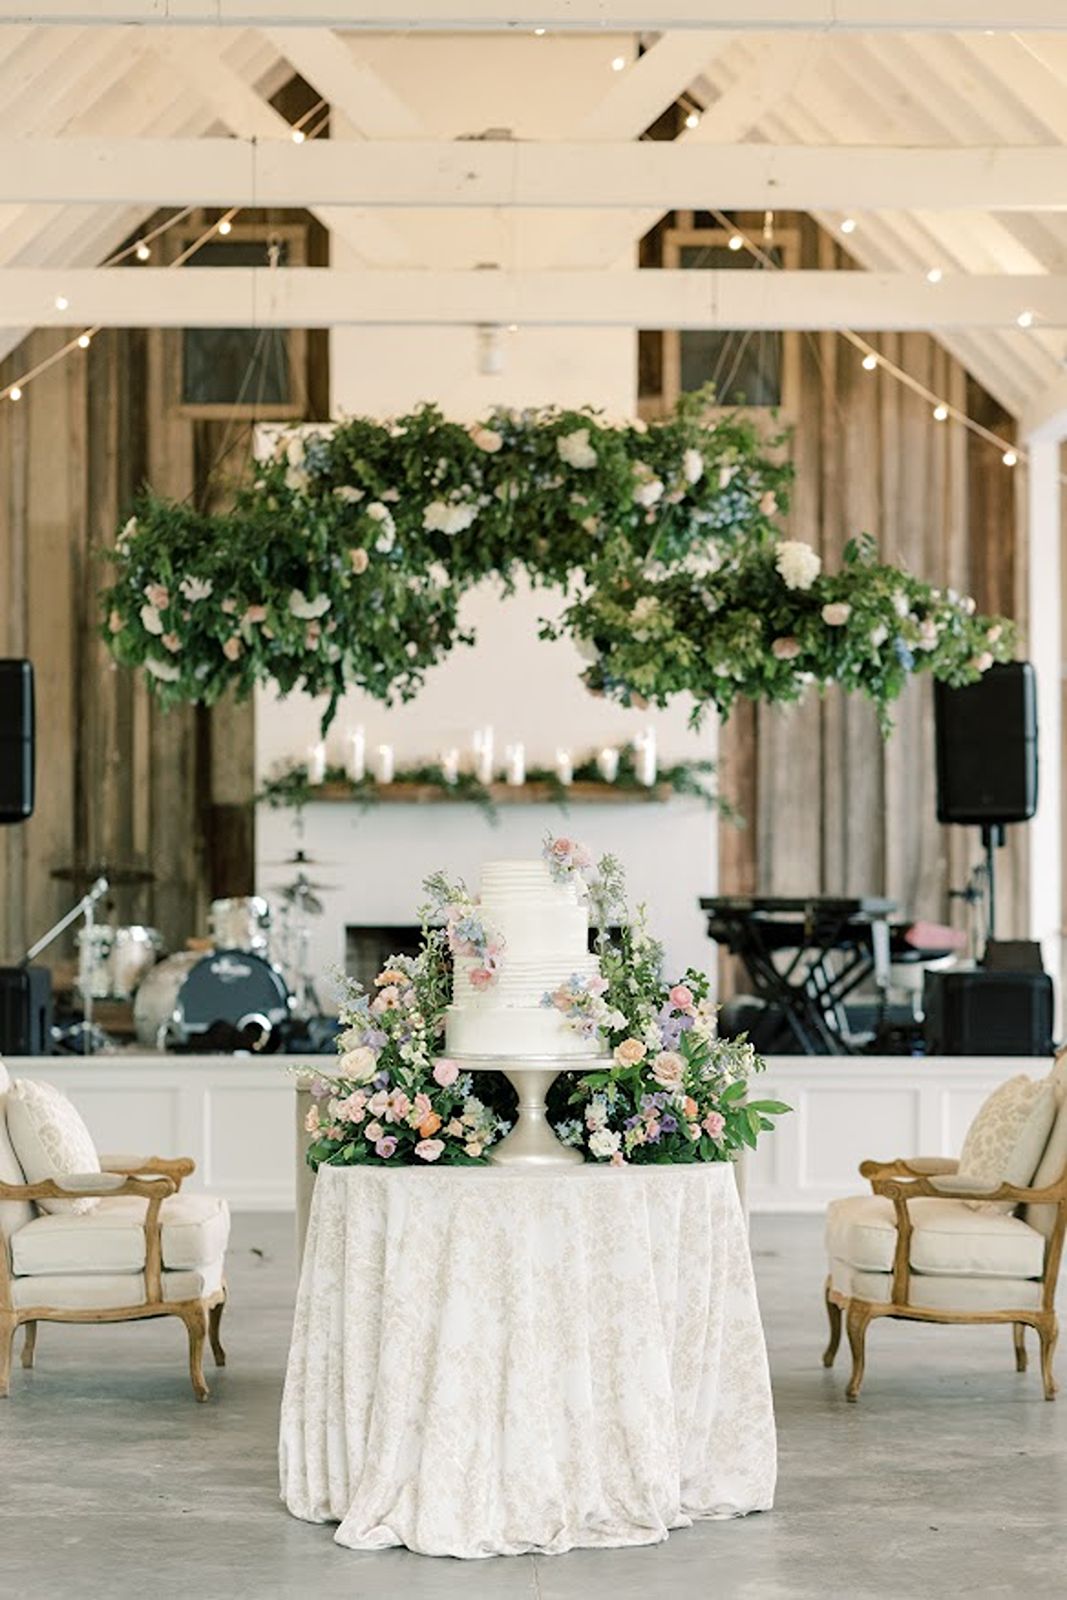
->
660 1114 678 1134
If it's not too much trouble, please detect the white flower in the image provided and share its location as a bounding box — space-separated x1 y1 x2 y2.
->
772 636 801 661
589 1128 621 1160
683 448 704 485
288 589 331 620
631 596 659 625
333 485 364 504
633 476 665 508
120 516 138 544
821 601 851 626
338 1046 377 1083
557 428 598 470
366 501 397 551
759 490 778 517
423 500 478 536
139 603 164 636
575 636 600 664
971 651 995 672
285 465 309 494
718 464 737 489
915 618 939 651
962 595 977 616
685 544 725 579
427 563 451 588
285 435 306 468
775 540 821 591
470 425 503 453
870 623 889 648
893 589 910 618
987 623 1003 644
145 657 180 682
179 576 213 603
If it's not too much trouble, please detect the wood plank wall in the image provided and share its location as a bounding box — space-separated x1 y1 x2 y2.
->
642 210 1024 967
0 211 328 976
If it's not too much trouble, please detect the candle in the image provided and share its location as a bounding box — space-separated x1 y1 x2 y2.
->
634 726 657 787
475 724 495 786
596 746 620 783
375 743 395 785
307 741 327 785
347 725 366 782
441 747 460 786
505 742 526 786
556 748 573 787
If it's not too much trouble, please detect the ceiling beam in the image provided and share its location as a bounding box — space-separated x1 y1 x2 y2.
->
6 2 1067 29
4 266 1066 328
15 137 1067 211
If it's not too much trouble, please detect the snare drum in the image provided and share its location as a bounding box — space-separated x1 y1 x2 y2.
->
209 895 272 956
77 924 163 1002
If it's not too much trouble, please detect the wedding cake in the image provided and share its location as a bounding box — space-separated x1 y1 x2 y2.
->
445 859 602 1058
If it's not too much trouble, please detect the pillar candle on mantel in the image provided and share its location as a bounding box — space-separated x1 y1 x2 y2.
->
307 742 327 785
441 748 460 786
634 727 657 787
597 747 620 783
505 742 526 786
375 744 395 785
556 748 573 787
473 725 495 786
347 726 366 783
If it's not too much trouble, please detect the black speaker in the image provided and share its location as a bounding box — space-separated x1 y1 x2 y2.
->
923 969 1053 1057
0 967 52 1055
0 659 34 824
934 660 1037 826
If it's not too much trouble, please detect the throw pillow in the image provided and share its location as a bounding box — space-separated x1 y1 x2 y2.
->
957 1074 1057 1214
7 1078 101 1216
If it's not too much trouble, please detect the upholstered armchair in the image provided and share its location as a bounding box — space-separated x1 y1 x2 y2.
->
824 1150 1067 1402
0 1063 230 1402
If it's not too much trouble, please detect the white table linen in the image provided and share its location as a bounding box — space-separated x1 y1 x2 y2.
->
280 1162 776 1558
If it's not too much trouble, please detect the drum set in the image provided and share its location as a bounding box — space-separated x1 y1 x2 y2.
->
41 855 335 1055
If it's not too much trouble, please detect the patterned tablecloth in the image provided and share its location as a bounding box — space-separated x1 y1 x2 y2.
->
279 1161 776 1558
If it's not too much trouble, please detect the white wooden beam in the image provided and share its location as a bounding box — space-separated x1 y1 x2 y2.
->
6 266 1067 328
7 2 1067 29
574 32 714 140
260 28 425 138
20 137 1067 212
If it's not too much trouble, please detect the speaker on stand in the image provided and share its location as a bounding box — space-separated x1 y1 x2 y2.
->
0 659 34 825
929 661 1049 1055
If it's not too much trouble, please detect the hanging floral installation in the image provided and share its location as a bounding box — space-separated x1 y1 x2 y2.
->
101 389 1013 732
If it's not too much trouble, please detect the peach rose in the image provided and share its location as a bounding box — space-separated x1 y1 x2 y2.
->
108 609 124 635
614 1038 647 1067
419 1111 443 1139
434 1059 459 1088
243 604 268 625
652 1051 685 1090
364 1120 383 1142
771 636 801 661
222 635 242 661
349 547 369 574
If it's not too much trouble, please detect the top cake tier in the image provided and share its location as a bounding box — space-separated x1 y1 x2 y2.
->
480 859 585 907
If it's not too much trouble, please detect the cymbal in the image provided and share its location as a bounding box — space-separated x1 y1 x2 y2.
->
262 850 340 869
51 862 155 887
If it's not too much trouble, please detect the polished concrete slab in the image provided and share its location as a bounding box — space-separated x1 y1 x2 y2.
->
2 1212 1066 1600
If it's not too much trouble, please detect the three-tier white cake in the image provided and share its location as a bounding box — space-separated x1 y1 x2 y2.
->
445 859 602 1058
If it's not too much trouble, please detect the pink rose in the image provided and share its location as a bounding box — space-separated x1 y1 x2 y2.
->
412 1092 433 1123
385 1090 410 1124
759 490 778 517
771 636 801 662
144 583 169 608
220 598 237 615
703 1111 726 1140
162 632 182 653
364 1120 383 1141
668 984 694 1011
374 1135 398 1159
108 610 124 635
222 635 242 661
469 967 494 990
587 973 608 996
610 1152 625 1167
243 604 267 624
415 1138 445 1163
349 547 369 575
368 1091 389 1118
433 1058 459 1087
551 837 574 858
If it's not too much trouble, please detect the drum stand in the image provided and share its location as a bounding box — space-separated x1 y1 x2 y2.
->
23 875 109 1055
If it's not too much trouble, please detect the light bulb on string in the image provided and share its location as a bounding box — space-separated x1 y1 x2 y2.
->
1003 449 1018 467
840 217 857 235
217 218 232 235
291 127 306 143
77 333 91 349
54 294 68 311
1017 309 1035 328
862 352 878 371
927 267 943 284
135 240 151 261
728 233 745 252
933 403 949 422
533 25 545 33
611 55 626 71
9 386 22 401
684 110 700 129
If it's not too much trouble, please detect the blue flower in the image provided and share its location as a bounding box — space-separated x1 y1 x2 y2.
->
894 638 915 671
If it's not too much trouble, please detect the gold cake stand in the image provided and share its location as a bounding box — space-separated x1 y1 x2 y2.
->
442 1053 613 1167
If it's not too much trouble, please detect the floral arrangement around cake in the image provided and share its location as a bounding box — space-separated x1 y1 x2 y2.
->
301 834 786 1170
100 391 1013 735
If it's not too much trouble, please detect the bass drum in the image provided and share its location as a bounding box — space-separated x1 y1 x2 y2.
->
134 949 291 1052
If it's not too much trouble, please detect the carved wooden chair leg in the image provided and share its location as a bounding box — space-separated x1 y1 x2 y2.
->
0 1312 17 1398
1013 1322 1028 1373
1038 1318 1059 1401
182 1304 210 1402
845 1303 872 1402
822 1283 842 1368
208 1292 227 1368
21 1321 37 1370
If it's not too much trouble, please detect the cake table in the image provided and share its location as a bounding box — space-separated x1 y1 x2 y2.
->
280 1161 776 1558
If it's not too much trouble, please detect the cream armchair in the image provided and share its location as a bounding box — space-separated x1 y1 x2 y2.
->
0 1066 229 1402
823 1153 1067 1402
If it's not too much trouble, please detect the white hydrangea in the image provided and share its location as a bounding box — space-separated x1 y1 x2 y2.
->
139 603 164 635
145 657 180 682
288 589 331 620
821 601 851 626
557 428 598 470
423 500 478 536
774 540 822 591
633 476 665 508
683 448 704 484
589 1128 621 1160
333 484 364 505
179 576 213 603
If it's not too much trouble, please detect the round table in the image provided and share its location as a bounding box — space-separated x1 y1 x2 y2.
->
279 1162 776 1559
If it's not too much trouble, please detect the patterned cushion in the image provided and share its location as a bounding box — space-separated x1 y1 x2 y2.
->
957 1074 1057 1214
0 1060 34 1239
6 1079 101 1216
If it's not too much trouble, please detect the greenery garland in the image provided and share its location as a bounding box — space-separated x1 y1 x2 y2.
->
101 389 1014 733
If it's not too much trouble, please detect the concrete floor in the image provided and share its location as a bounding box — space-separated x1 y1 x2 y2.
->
2 1213 1066 1600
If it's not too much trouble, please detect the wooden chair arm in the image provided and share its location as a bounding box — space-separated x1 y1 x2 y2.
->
97 1154 195 1190
860 1157 959 1182
871 1173 1067 1206
0 1172 175 1303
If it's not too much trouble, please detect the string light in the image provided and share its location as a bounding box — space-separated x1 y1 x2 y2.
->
1003 449 1018 467
611 55 626 71
533 25 545 33
9 386 21 401
728 233 745 252
291 127 306 143
933 403 949 421
862 352 878 371
135 240 151 261
927 267 943 284
1017 309 1034 328
840 217 857 235
53 294 68 311
217 218 232 236
684 110 701 129
77 333 91 349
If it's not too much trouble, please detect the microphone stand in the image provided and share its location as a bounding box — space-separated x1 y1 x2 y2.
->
22 876 109 1055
